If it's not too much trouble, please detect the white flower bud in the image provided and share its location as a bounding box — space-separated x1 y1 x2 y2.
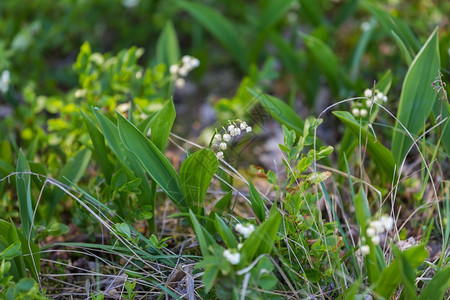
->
365 99 373 107
371 235 380 245
361 245 370 255
189 57 200 68
360 109 368 118
169 64 179 75
223 249 240 265
370 220 385 233
178 65 189 77
219 142 227 150
227 125 235 132
235 223 255 238
181 55 192 65
223 134 231 142
382 95 388 103
234 128 241 136
246 126 252 133
366 227 376 237
216 151 224 160
213 134 222 142
380 215 394 231
175 78 185 88
364 89 372 98
240 122 247 130
352 108 360 117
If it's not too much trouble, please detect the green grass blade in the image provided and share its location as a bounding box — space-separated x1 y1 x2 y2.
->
116 112 186 210
156 21 180 69
333 111 395 181
180 148 218 216
391 28 440 166
16 150 33 238
177 0 249 72
189 210 216 256
81 109 114 184
419 264 450 300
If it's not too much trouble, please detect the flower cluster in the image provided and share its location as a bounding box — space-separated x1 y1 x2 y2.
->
213 120 252 160
0 70 10 94
223 249 241 265
235 223 255 239
351 88 388 118
361 215 394 255
169 55 200 88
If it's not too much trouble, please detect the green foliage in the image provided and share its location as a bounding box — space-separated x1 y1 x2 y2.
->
391 28 441 166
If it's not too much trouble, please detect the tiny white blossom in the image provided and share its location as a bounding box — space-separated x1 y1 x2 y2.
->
216 151 224 160
371 235 380 245
223 134 231 142
169 64 179 75
364 88 372 98
178 65 189 77
122 0 139 8
352 108 360 117
382 95 388 103
246 126 252 133
365 99 373 107
233 128 241 136
361 245 370 255
74 89 87 98
223 249 240 265
227 125 235 132
237 243 243 250
235 223 255 239
181 55 192 65
366 227 376 237
380 215 394 231
375 91 384 102
361 21 371 32
240 122 247 130
213 134 222 142
175 78 185 88
360 109 368 118
189 57 200 68
219 142 227 150
370 220 385 234
135 70 143 79
0 70 11 94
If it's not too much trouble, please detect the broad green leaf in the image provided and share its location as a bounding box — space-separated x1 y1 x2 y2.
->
116 112 186 210
81 110 113 184
433 97 450 156
177 1 249 72
214 216 237 249
241 209 281 263
392 28 440 166
258 0 296 32
375 245 428 299
94 109 152 208
333 111 395 181
16 150 32 238
156 21 180 69
394 246 419 300
364 2 420 55
302 33 341 95
298 0 324 26
419 264 450 300
180 148 218 215
248 179 266 222
0 242 21 260
210 190 232 217
250 89 304 136
189 210 216 256
148 98 176 151
47 148 91 219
